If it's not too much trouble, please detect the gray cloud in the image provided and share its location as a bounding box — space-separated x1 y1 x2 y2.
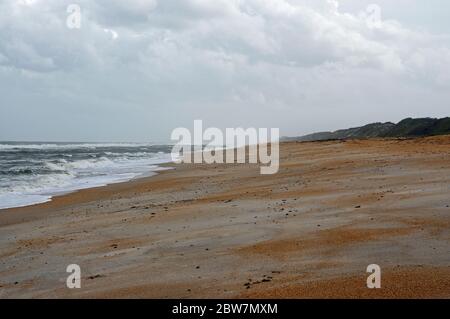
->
1 0 449 142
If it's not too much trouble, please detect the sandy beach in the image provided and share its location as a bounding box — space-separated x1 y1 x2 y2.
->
0 136 449 299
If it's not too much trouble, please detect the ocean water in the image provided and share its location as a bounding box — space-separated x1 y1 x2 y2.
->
0 142 174 209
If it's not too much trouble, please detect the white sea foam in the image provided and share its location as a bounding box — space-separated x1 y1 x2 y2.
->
0 146 173 210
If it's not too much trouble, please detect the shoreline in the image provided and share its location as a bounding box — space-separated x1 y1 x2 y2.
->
0 142 174 211
0 137 449 298
0 162 176 226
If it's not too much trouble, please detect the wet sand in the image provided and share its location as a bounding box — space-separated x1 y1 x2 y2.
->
0 136 449 298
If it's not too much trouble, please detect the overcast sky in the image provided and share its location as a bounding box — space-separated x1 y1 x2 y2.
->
1 0 449 142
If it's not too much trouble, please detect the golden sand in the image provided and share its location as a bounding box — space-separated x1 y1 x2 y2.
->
0 136 449 298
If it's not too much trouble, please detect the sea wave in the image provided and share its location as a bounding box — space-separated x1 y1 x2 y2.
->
0 144 173 209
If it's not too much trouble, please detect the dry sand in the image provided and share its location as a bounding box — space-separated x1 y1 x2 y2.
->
0 136 449 298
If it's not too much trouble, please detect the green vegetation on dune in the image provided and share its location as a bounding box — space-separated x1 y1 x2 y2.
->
287 117 450 142
382 117 450 137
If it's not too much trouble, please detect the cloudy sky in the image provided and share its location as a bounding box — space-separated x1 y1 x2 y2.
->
1 0 449 142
